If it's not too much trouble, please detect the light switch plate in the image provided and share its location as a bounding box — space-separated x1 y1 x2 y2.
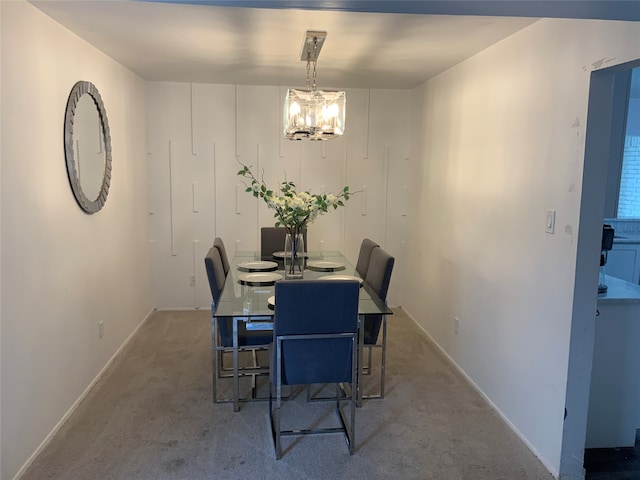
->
546 210 556 234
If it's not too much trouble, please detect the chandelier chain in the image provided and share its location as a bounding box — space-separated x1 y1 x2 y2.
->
306 55 310 91
312 37 318 91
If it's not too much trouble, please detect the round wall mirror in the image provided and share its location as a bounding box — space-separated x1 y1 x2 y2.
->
64 81 112 214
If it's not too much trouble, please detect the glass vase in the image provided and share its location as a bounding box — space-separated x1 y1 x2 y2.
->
284 232 305 279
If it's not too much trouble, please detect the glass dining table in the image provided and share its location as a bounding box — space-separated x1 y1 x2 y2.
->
212 250 392 411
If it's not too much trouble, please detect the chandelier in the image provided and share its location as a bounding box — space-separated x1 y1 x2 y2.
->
283 31 346 141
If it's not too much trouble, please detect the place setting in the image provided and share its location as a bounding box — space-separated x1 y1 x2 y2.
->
237 260 279 272
306 260 346 272
237 271 283 286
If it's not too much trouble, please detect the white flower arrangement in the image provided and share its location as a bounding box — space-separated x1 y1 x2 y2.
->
237 164 351 237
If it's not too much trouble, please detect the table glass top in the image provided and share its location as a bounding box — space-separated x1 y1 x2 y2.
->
212 251 391 319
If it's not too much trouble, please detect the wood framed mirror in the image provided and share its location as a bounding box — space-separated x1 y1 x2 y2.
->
64 81 112 214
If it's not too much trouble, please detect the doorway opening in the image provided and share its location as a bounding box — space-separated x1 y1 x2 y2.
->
560 59 640 478
563 58 640 480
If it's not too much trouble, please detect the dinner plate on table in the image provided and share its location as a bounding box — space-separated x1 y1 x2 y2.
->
237 272 282 286
272 251 309 259
306 260 346 272
237 260 279 272
317 274 364 286
267 295 275 309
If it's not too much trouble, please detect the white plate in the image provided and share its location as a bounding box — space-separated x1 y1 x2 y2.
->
318 274 364 286
237 260 278 272
272 251 309 259
306 260 346 271
267 295 275 308
237 272 282 286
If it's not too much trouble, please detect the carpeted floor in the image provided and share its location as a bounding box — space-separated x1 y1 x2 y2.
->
21 308 554 480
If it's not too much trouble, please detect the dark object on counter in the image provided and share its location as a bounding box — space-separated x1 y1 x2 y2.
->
602 224 614 251
599 224 615 294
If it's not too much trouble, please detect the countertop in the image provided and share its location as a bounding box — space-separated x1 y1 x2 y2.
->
613 234 640 244
597 274 640 304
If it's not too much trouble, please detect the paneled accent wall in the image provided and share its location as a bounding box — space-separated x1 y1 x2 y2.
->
146 82 410 308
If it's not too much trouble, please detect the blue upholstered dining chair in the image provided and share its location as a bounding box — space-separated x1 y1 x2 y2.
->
260 227 307 259
205 246 271 404
355 238 380 279
213 237 230 276
269 279 360 459
361 247 394 399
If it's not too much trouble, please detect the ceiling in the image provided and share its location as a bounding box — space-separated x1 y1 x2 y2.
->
29 0 639 90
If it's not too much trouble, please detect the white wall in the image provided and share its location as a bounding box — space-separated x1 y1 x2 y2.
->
405 18 640 478
0 2 153 479
146 82 411 309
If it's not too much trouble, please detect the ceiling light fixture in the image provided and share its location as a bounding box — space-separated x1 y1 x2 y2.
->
283 31 346 141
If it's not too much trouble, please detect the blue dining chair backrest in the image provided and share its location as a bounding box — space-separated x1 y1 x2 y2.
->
355 238 380 279
213 237 230 276
205 246 226 303
260 227 307 259
273 279 359 386
363 247 394 345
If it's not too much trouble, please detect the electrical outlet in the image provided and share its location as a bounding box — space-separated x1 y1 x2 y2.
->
454 317 460 334
189 275 196 286
98 321 104 339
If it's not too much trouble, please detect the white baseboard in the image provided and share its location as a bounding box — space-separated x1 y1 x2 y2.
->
13 308 156 480
400 306 563 480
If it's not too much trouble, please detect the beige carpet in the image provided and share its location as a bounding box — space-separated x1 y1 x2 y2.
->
21 308 553 480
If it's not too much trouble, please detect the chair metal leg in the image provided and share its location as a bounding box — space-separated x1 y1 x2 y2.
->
361 314 387 400
350 338 357 454
357 316 364 407
380 315 387 398
233 317 240 412
349 383 356 454
274 399 282 459
274 342 283 459
269 379 284 459
336 337 357 454
212 318 219 403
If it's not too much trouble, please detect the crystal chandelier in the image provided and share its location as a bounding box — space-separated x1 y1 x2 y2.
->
283 31 346 141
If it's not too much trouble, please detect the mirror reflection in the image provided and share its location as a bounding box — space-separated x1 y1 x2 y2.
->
74 94 106 202
64 81 112 214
